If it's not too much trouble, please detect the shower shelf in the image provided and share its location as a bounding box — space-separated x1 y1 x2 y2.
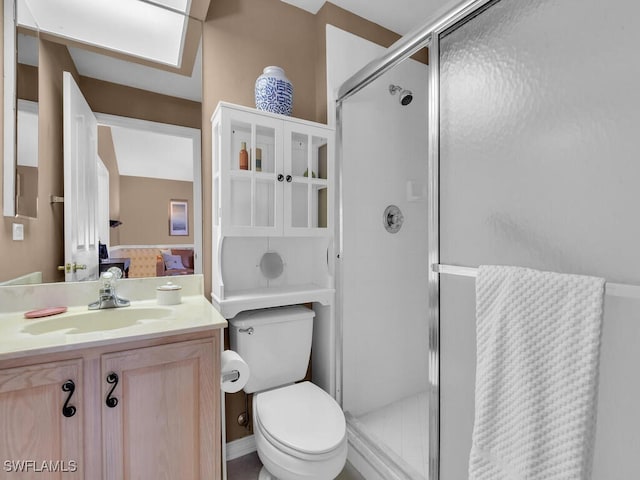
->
212 284 335 318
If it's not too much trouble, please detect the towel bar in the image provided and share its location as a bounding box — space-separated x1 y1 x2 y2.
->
433 264 640 299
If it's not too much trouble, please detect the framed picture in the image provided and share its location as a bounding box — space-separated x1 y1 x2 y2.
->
169 199 189 236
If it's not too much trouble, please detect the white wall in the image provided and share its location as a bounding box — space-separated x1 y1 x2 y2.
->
326 26 382 127
327 25 430 416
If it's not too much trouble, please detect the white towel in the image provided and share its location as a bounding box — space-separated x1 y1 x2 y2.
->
469 265 605 480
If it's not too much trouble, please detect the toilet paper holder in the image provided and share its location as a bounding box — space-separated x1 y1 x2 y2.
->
220 350 249 393
222 369 240 383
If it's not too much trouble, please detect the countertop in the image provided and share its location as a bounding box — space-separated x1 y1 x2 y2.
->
0 296 227 362
0 275 227 362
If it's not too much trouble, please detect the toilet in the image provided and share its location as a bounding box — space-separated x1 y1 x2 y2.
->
229 306 347 480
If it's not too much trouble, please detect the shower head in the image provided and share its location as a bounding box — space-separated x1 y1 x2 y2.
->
400 90 413 105
389 84 413 105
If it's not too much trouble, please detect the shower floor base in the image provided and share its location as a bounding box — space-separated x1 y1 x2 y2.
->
355 390 429 479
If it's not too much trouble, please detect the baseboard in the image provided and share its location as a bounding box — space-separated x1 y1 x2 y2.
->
226 435 257 461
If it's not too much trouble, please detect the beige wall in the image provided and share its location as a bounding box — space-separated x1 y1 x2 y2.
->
17 63 38 102
202 0 419 443
81 77 201 129
117 176 194 246
15 165 38 217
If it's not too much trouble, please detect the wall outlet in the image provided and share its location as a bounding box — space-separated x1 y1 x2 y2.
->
12 223 24 241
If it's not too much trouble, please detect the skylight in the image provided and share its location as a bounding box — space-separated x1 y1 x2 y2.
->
18 0 188 67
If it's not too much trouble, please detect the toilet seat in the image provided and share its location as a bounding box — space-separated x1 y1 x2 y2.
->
254 419 347 480
255 414 346 463
254 382 346 458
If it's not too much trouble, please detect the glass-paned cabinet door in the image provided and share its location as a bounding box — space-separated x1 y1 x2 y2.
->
221 110 283 235
284 124 333 235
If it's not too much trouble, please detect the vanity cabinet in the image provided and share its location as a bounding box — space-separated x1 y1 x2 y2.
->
0 332 220 479
0 359 84 476
212 102 334 237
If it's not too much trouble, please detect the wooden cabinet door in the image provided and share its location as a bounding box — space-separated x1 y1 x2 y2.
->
0 359 83 479
101 338 218 480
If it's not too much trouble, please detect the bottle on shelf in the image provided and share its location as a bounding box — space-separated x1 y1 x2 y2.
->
256 148 262 172
239 142 249 170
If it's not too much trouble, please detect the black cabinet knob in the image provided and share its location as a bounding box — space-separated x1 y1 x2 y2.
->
286 175 292 183
62 380 76 418
277 174 284 182
105 372 119 408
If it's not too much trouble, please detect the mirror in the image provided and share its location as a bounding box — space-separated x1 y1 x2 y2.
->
1 0 207 284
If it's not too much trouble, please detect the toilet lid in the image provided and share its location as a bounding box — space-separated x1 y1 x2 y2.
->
255 382 346 455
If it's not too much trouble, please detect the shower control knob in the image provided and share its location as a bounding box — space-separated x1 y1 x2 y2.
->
383 205 404 233
277 174 284 182
286 175 292 182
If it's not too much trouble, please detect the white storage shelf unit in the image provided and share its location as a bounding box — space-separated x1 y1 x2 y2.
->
211 102 335 318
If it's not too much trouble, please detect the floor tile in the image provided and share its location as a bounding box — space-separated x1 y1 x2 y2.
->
227 452 365 480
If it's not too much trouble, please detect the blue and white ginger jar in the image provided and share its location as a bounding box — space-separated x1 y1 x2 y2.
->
255 66 293 116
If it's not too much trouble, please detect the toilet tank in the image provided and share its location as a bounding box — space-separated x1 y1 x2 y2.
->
229 305 315 394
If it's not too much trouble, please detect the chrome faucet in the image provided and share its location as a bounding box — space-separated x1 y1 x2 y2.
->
89 272 130 310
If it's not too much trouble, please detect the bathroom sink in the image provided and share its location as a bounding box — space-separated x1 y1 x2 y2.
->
22 307 174 335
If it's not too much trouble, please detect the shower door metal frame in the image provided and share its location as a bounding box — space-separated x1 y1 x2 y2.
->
334 1 493 478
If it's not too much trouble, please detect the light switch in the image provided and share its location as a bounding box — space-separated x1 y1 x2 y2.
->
12 223 24 241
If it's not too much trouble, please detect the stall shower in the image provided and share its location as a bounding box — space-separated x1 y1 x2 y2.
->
331 25 430 479
334 0 640 478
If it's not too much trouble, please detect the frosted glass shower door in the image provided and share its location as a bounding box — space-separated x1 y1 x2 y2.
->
438 0 640 478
